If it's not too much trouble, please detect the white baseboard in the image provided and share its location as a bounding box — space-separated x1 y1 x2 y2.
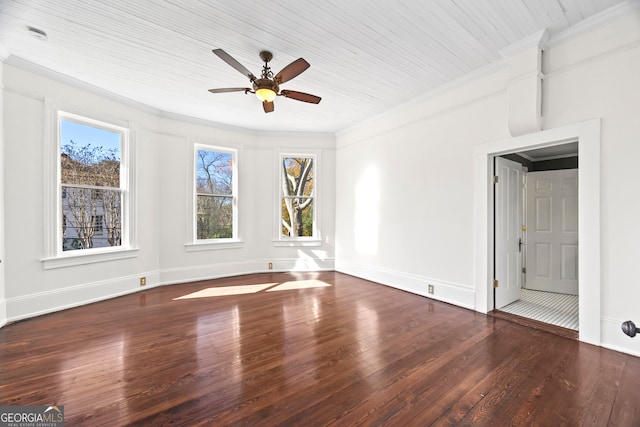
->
266 257 335 272
5 271 160 323
159 260 263 286
0 298 7 328
601 316 640 358
4 257 335 323
336 260 475 310
159 258 335 286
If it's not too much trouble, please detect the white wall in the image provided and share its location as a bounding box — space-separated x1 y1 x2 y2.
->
335 10 640 356
1 64 335 322
3 65 162 320
156 118 336 285
543 11 640 354
0 59 6 327
335 67 510 309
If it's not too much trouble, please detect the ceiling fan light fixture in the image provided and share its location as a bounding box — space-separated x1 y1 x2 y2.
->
210 49 320 113
253 78 278 103
255 87 277 102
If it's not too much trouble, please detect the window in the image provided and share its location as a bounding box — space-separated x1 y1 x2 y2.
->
59 117 124 251
279 154 317 240
44 106 136 267
92 215 104 235
194 147 237 241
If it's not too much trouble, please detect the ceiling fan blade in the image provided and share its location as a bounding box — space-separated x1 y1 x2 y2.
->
263 101 275 113
274 58 310 84
280 90 321 104
208 87 251 94
212 49 257 81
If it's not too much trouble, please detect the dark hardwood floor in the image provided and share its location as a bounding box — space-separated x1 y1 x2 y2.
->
1 272 639 426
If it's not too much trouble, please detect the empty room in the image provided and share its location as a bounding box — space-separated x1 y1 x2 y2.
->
1 1 640 425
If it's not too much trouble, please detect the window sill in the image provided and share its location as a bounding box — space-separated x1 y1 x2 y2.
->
272 239 322 247
42 247 140 270
185 240 244 252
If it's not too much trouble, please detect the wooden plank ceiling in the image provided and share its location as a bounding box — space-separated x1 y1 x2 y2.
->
0 0 630 133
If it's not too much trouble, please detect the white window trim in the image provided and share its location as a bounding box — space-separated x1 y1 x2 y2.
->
185 142 243 251
273 148 322 246
42 99 138 269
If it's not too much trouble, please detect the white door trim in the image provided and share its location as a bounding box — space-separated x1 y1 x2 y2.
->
474 119 600 345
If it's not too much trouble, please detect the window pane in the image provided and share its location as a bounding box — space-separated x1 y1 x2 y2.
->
60 119 121 187
281 156 314 237
62 187 122 251
283 157 313 196
281 196 313 237
92 215 104 235
197 195 233 239
196 150 233 195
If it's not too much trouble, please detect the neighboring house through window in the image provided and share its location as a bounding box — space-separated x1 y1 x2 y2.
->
43 105 136 268
92 214 104 235
60 117 124 251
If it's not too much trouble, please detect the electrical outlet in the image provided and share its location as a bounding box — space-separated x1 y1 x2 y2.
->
268 262 273 270
428 284 434 295
140 277 147 286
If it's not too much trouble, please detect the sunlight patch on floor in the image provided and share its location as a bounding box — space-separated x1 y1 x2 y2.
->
173 280 332 300
266 279 332 292
174 283 277 299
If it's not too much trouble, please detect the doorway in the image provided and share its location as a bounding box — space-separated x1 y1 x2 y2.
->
473 119 601 345
494 143 579 331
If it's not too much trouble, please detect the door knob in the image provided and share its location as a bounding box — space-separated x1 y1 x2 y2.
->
622 320 638 337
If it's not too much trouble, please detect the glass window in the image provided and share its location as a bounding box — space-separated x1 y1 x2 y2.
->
195 147 237 240
59 117 125 252
280 155 315 238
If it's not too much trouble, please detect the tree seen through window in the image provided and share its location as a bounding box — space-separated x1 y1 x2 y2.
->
196 149 235 239
60 119 122 251
281 156 314 237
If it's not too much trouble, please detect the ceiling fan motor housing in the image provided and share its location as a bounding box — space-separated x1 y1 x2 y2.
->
259 50 273 63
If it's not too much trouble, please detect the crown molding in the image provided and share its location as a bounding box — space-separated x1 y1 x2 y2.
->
337 59 507 138
547 0 640 48
500 29 550 58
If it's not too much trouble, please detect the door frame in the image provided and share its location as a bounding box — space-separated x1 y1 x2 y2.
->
474 119 600 345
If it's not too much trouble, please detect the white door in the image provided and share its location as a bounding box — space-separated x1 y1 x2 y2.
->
525 169 579 295
495 157 523 309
